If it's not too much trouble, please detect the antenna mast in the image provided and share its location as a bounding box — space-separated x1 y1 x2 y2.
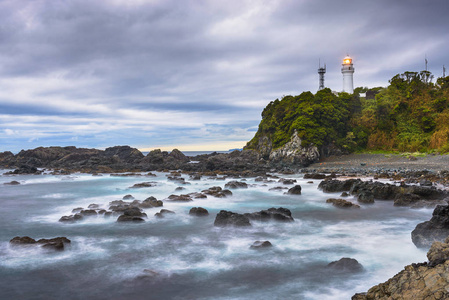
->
444 65 446 77
318 59 326 90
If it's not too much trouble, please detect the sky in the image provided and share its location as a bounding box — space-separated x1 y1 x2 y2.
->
0 0 448 153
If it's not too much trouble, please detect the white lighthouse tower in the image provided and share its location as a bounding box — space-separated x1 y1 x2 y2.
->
341 55 354 93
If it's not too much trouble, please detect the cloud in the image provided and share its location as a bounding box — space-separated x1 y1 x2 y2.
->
0 0 448 152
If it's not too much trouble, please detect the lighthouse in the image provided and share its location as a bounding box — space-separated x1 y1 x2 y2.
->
341 55 354 93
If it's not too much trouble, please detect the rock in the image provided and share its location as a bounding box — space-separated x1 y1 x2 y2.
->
71 207 83 213
318 179 359 193
175 187 186 191
4 180 20 185
130 182 157 188
326 198 360 209
9 236 36 245
250 241 273 249
327 257 363 272
412 205 449 248
59 214 83 223
166 194 192 202
188 192 207 199
80 209 98 216
303 173 326 179
214 210 251 227
117 215 145 222
224 181 248 189
10 236 71 251
139 197 163 208
155 209 175 218
353 237 449 299
189 207 209 217
202 186 232 198
244 207 294 222
123 207 147 217
267 131 320 165
340 192 349 197
394 193 422 206
123 194 134 200
87 204 99 209
37 237 71 251
278 178 297 185
357 191 375 204
287 185 302 195
269 186 288 191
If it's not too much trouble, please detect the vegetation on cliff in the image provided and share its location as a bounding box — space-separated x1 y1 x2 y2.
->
246 71 449 154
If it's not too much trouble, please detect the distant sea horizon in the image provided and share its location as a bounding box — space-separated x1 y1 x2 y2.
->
142 150 235 157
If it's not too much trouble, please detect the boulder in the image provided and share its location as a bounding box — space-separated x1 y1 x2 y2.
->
155 209 175 218
318 179 359 193
357 191 375 204
80 209 98 216
123 194 134 200
326 198 360 209
303 173 326 180
166 194 192 202
412 205 449 248
117 215 145 222
10 236 71 251
278 178 297 185
244 207 294 222
214 210 251 227
250 240 273 249
287 185 302 195
202 186 232 198
139 197 163 208
394 193 422 206
189 207 209 217
327 257 363 272
130 182 157 188
224 181 248 189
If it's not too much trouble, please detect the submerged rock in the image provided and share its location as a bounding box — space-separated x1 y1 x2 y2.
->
4 180 20 185
327 257 363 272
130 182 157 188
250 241 273 249
214 210 251 227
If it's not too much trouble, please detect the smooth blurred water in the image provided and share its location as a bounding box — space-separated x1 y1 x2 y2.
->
0 171 431 299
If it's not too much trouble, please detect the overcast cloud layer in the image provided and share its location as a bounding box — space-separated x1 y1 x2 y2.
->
0 0 448 152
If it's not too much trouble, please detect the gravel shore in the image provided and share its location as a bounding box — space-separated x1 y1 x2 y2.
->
306 153 449 172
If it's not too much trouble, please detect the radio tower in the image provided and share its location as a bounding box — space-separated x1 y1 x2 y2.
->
318 60 326 90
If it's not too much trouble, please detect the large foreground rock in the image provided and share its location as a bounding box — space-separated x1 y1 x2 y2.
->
353 237 449 299
412 205 449 248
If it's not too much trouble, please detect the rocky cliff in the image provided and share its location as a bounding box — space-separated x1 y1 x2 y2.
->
353 237 449 299
267 131 320 165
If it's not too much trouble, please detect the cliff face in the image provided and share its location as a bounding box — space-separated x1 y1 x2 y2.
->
267 131 319 165
353 237 449 300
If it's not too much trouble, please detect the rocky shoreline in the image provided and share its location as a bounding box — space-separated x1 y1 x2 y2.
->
3 146 449 299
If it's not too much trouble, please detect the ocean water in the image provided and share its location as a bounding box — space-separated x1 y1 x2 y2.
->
0 170 431 300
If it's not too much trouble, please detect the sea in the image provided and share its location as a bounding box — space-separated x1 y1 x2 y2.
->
0 170 431 300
